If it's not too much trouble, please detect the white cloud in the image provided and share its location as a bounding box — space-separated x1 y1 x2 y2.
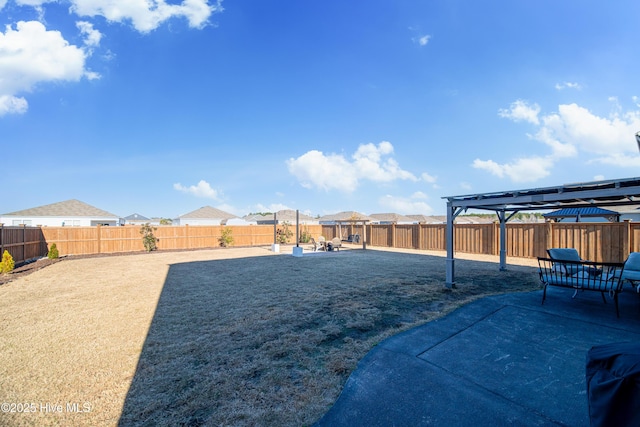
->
0 21 91 116
15 0 55 5
252 203 292 213
76 21 102 48
287 141 419 193
0 95 28 115
555 82 582 90
378 194 433 215
353 141 418 183
478 98 640 182
0 1 222 117
409 26 431 46
70 0 222 33
421 172 437 183
415 35 430 46
411 191 428 199
459 182 472 191
546 103 640 156
498 99 540 125
589 153 640 168
286 150 357 192
173 180 221 200
472 156 553 183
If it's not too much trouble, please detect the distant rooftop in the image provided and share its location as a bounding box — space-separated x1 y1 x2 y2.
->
4 199 119 218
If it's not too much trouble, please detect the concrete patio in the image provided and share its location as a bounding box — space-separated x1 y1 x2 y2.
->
315 286 640 426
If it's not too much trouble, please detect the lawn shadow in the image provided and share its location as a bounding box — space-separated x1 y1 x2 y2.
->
117 250 543 426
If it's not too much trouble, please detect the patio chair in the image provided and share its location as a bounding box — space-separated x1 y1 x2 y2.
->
328 237 342 251
317 236 326 251
342 234 360 243
547 248 586 275
309 237 320 252
621 252 640 292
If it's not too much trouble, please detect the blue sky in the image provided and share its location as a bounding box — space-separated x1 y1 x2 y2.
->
2 0 640 219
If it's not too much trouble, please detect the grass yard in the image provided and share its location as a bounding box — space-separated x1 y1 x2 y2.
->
0 247 540 426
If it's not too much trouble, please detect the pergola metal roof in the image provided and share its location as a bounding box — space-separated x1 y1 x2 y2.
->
444 177 640 212
441 177 640 287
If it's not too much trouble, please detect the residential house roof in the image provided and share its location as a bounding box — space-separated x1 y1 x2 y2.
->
244 210 316 224
178 206 237 220
455 215 497 224
318 211 375 222
124 213 150 221
407 214 446 224
369 213 418 224
3 199 119 218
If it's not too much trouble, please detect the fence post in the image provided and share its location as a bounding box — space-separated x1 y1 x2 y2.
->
22 224 26 261
623 219 631 260
0 223 3 256
391 224 396 248
97 224 101 254
545 220 553 252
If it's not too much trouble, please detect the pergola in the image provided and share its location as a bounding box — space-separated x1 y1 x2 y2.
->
334 220 369 250
442 177 640 287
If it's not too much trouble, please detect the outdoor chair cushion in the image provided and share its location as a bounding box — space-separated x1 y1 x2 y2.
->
547 248 582 262
547 248 583 274
621 252 640 287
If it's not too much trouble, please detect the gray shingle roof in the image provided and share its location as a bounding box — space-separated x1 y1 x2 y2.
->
318 211 375 222
243 210 316 224
369 213 418 223
178 206 237 220
124 213 150 221
4 199 119 218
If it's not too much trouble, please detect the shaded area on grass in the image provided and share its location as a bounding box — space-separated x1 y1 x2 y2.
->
118 250 540 426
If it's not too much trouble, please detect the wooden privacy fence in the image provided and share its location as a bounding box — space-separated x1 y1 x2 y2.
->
0 225 48 264
3 222 640 263
39 224 324 257
357 221 640 263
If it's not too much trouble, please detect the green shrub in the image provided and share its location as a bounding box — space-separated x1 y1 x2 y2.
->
140 223 159 252
0 250 15 274
219 226 234 247
276 222 293 244
299 227 311 244
48 243 59 259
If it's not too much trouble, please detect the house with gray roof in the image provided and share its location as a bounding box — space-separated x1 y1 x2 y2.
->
124 213 152 225
318 211 375 224
174 206 247 226
244 210 317 225
0 199 122 227
406 214 446 224
369 213 419 224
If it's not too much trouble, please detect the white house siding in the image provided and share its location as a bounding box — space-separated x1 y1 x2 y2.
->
177 219 223 226
0 216 119 227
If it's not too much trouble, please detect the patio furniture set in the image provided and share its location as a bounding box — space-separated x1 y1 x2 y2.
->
538 248 640 317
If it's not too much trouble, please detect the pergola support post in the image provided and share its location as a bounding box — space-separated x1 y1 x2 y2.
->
445 203 463 288
497 209 519 271
497 210 507 271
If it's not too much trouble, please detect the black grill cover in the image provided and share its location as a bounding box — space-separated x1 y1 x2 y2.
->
586 342 640 427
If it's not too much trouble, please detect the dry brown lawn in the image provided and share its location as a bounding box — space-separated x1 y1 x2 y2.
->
0 246 540 426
